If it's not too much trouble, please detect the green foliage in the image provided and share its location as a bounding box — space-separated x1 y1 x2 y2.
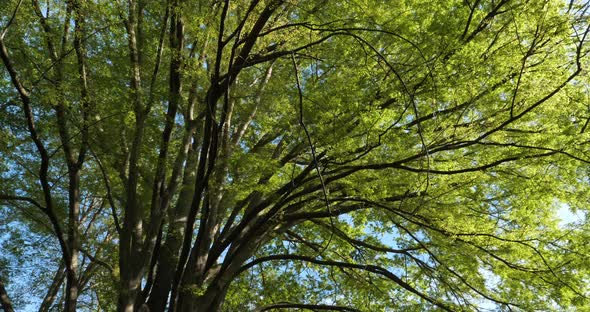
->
1 0 590 311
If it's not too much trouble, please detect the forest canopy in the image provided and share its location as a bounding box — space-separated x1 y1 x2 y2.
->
1 0 590 311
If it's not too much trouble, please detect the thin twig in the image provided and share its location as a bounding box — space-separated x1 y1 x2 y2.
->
0 0 24 40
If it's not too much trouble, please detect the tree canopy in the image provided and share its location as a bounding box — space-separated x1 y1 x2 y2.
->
1 0 590 311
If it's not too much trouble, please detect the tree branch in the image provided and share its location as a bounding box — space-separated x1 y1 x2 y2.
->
256 302 361 312
239 254 453 311
0 194 46 211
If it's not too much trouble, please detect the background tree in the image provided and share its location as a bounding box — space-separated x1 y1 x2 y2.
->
1 0 590 311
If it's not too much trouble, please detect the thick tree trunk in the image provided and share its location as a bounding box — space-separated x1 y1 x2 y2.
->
145 145 197 311
144 197 191 310
177 287 227 312
64 170 81 312
118 0 147 309
0 280 15 312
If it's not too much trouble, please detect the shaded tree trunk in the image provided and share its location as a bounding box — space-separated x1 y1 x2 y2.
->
39 263 66 312
0 280 15 312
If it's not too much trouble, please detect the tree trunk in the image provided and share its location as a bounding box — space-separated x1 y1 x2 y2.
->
39 263 66 312
0 280 15 312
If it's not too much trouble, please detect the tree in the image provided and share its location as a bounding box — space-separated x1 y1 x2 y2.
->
1 0 590 311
